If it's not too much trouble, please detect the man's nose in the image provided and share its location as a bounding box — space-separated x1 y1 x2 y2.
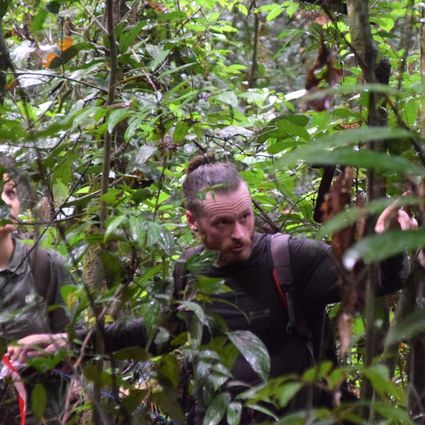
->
231 221 245 240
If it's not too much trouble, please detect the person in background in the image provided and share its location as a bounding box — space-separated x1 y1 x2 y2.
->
0 155 72 424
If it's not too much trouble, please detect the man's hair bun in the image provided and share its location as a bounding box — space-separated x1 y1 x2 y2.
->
187 152 216 174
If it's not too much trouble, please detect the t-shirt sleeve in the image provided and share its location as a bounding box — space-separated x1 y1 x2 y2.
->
47 250 74 332
289 237 340 310
289 237 409 310
74 318 148 353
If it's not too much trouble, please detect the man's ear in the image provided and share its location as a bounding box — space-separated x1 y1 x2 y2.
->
186 210 198 232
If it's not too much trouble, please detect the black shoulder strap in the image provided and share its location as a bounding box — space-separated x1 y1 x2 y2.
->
270 233 297 334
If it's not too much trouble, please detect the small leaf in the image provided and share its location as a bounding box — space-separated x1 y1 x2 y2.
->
203 393 231 425
227 330 270 382
174 120 190 143
226 401 242 425
31 383 47 419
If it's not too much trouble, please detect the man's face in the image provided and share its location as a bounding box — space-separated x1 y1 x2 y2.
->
0 175 20 234
186 183 255 265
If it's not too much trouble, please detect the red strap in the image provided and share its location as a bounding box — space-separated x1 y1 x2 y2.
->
272 269 287 306
2 355 26 425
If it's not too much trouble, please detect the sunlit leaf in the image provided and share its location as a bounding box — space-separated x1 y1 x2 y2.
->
227 330 270 382
226 401 242 425
203 393 231 425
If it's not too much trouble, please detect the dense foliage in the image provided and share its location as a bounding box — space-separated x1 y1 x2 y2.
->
1 0 425 423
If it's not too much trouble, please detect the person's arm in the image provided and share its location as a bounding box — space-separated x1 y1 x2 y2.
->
292 205 417 309
7 318 149 362
46 250 74 332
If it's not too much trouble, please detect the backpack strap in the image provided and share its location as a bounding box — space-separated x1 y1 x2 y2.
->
270 233 316 365
270 233 297 334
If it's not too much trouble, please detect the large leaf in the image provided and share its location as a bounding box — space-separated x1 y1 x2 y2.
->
343 229 425 267
31 383 47 419
203 393 231 425
276 147 424 176
227 330 270 382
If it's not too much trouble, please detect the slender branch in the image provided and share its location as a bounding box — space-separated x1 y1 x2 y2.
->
99 0 119 225
248 2 259 88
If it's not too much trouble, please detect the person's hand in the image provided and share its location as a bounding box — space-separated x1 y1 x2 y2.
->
7 333 68 363
375 197 418 234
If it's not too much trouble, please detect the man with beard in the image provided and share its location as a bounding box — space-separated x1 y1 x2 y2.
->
10 154 417 424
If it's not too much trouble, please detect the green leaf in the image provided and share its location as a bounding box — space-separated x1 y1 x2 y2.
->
227 330 270 382
107 108 132 133
317 196 418 238
265 4 284 21
277 147 424 176
104 215 127 241
226 401 242 425
343 229 425 266
386 310 425 345
53 180 69 205
118 21 146 53
203 393 231 425
276 382 302 408
362 364 405 402
31 383 47 419
402 98 419 128
215 91 238 107
174 120 190 143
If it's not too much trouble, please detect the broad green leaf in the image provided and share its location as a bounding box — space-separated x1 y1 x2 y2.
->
178 300 207 326
303 361 333 383
276 382 302 408
31 383 47 419
402 98 419 128
386 310 425 345
374 403 413 424
118 21 146 53
362 364 405 402
265 4 284 21
53 180 69 205
277 119 309 140
227 330 270 382
343 229 425 266
215 91 238 107
174 120 190 143
226 401 242 425
276 147 424 176
107 108 132 133
203 393 231 425
104 215 127 241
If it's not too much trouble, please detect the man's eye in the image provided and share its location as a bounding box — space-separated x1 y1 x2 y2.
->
240 213 250 222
